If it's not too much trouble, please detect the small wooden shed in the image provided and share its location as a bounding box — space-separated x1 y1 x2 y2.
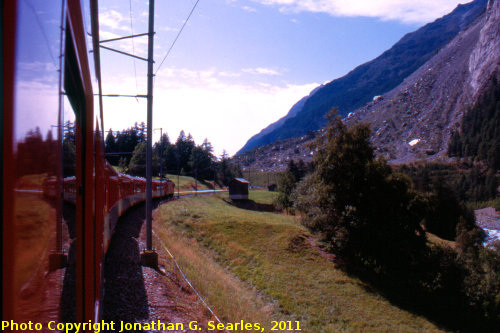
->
229 178 249 200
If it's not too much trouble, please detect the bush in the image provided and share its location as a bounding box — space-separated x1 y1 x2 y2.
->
423 182 477 241
274 171 296 212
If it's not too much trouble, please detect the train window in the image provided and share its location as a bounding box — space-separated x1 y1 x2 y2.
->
64 21 85 123
7 0 67 325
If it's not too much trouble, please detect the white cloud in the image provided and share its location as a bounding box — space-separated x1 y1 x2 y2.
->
242 5 258 12
18 61 57 74
98 9 150 57
15 79 60 141
99 9 129 31
252 0 470 23
101 67 317 156
100 30 121 41
218 71 241 78
242 67 281 75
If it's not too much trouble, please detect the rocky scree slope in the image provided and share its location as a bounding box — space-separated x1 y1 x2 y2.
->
237 0 488 154
345 0 500 163
235 0 498 171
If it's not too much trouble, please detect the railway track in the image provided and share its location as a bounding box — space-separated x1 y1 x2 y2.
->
102 202 151 327
101 191 228 331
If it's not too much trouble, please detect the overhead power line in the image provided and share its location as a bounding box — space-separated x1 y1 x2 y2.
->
129 0 139 92
154 0 201 75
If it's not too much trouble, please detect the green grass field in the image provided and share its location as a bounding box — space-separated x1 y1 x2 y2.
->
153 192 443 332
164 173 219 192
112 165 220 191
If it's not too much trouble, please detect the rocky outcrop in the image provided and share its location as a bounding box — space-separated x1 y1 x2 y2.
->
345 0 499 163
469 0 500 93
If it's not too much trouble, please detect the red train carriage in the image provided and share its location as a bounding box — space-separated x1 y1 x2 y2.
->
2 0 174 329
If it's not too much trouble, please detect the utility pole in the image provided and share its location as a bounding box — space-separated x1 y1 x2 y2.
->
195 165 198 195
160 128 163 181
177 152 180 198
97 0 158 267
142 0 158 268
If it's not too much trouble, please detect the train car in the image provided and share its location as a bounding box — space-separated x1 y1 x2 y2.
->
2 0 174 329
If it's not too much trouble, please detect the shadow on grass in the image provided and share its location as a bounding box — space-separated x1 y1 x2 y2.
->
338 258 499 332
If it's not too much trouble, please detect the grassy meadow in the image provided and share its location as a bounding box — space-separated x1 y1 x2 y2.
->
164 173 220 192
112 165 221 191
153 191 444 332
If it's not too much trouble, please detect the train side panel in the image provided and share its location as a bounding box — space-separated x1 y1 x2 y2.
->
2 0 70 326
2 0 176 327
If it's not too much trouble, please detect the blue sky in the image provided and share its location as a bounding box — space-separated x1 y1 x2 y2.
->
97 0 469 155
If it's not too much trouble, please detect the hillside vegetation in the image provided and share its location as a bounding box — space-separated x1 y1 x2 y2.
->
449 77 500 170
154 193 443 332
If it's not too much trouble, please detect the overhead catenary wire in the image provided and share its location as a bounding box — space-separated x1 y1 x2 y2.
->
129 0 140 101
154 0 201 76
21 0 57 67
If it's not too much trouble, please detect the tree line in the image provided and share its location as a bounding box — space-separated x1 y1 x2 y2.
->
16 127 58 177
15 121 242 186
449 76 499 170
104 123 241 185
15 121 76 178
274 109 499 330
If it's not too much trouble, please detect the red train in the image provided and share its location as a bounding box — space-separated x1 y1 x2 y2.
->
2 0 174 328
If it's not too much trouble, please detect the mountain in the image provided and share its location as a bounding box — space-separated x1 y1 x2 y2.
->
237 0 488 154
237 85 323 154
235 0 499 170
345 0 499 163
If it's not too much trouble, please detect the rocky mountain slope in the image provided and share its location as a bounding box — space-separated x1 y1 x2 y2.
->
235 0 499 171
345 0 499 163
237 0 488 154
233 132 317 172
238 85 323 152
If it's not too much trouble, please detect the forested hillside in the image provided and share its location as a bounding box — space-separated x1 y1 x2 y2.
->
449 77 500 170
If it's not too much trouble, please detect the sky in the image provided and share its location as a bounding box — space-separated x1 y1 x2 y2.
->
14 0 471 157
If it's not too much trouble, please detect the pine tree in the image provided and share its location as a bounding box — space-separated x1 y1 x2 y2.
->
129 142 146 176
105 129 118 164
176 131 195 175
